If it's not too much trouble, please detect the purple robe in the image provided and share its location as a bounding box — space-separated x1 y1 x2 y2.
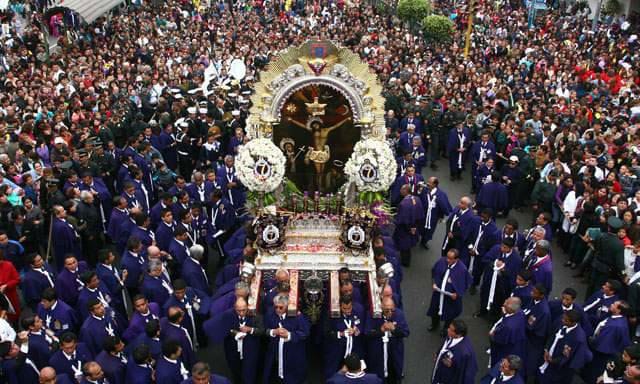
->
390 174 423 204
223 227 246 255
150 202 170 229
263 312 311 384
125 360 154 384
54 262 88 307
181 256 211 295
582 290 619 329
525 298 551 377
130 226 155 249
538 324 592 383
215 263 240 289
393 195 424 251
22 265 56 309
447 127 471 172
52 218 82 270
180 375 231 384
116 218 137 255
216 167 245 208
327 372 382 384
79 178 112 229
432 336 478 384
323 313 365 379
48 342 93 379
141 274 173 306
511 284 533 310
155 356 189 384
529 256 553 297
37 299 78 337
95 351 126 384
160 318 196 369
489 311 527 367
213 277 240 300
364 309 409 382
168 238 190 266
480 248 522 314
582 316 630 383
419 187 452 243
476 182 509 213
209 291 237 317
441 208 477 257
120 250 147 290
548 300 593 336
156 221 177 252
426 258 471 321
28 330 56 368
76 284 117 320
122 302 160 342
203 308 261 384
79 313 121 356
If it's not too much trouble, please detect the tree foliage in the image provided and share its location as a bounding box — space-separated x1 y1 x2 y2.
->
422 14 455 42
603 0 622 15
397 0 431 26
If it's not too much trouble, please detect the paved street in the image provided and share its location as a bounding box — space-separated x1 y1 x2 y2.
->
201 161 588 383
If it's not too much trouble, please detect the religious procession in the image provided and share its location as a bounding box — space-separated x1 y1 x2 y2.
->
0 0 639 382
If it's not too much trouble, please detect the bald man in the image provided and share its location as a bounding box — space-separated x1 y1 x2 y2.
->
39 367 75 384
203 298 262 384
79 362 105 384
365 298 409 383
160 306 196 369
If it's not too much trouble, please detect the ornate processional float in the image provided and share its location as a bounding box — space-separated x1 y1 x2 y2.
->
235 40 395 321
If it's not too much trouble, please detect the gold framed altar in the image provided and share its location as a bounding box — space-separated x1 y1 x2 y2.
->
243 40 389 319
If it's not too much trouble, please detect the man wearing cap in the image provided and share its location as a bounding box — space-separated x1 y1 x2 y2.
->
588 216 626 297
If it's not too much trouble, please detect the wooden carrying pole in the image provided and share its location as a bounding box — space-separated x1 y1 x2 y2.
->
463 0 475 58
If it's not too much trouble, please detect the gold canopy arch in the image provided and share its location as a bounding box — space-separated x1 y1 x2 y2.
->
247 40 386 140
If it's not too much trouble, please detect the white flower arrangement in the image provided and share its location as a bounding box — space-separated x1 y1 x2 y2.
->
344 139 396 192
236 138 286 193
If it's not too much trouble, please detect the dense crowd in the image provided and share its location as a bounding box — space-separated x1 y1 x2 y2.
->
0 0 638 383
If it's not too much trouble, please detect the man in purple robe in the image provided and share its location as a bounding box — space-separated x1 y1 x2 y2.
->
79 299 122 356
527 240 553 296
327 354 382 384
151 193 175 229
55 255 88 307
95 335 127 384
130 212 156 249
470 131 496 193
495 219 526 253
22 253 56 310
488 297 527 368
216 156 245 209
160 306 196 369
581 300 631 383
549 288 592 336
511 271 533 310
179 362 231 384
447 123 471 180
156 208 177 252
364 297 409 383
123 295 160 342
96 249 128 318
476 173 509 216
120 237 147 298
431 319 478 384
441 196 477 258
427 249 472 332
393 185 424 267
51 205 82 271
164 280 211 351
477 239 521 319
419 177 452 249
582 279 621 329
125 344 154 384
155 339 190 384
181 244 211 295
323 296 365 379
465 208 498 294
37 288 79 337
48 332 93 382
524 284 551 380
263 294 311 384
537 310 592 383
126 319 162 361
186 172 215 205
390 165 423 205
108 198 133 254
203 298 262 384
76 270 120 322
480 355 525 384
141 259 174 307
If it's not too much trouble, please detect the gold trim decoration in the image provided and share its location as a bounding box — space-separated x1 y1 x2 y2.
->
248 40 386 140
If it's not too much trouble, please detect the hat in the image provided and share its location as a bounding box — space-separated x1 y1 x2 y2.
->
54 137 66 145
199 108 208 114
187 107 197 114
232 110 240 117
608 216 623 230
509 155 519 163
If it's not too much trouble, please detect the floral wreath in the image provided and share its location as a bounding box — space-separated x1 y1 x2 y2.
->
236 138 286 193
344 139 396 193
